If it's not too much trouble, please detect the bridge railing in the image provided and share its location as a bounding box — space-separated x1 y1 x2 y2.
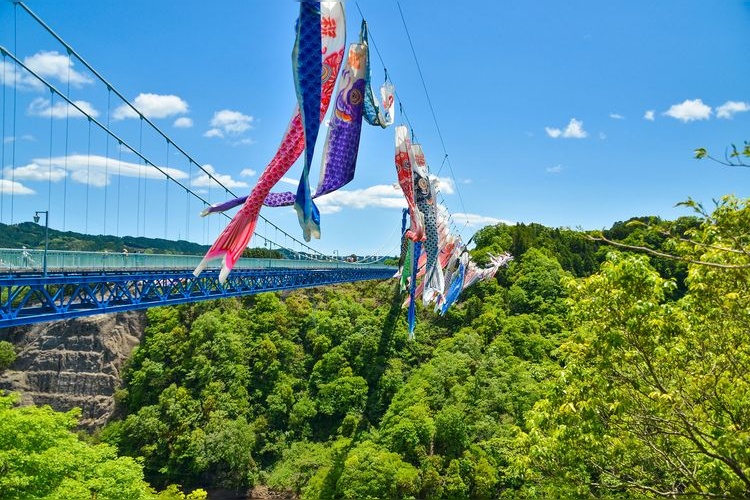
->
0 248 393 273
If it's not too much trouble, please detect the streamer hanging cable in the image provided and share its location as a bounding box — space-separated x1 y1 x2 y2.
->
355 2 467 237
396 2 468 221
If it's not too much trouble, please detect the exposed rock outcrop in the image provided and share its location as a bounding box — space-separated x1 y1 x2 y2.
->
0 311 146 429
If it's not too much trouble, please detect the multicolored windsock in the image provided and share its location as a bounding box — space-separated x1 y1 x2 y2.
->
394 126 425 242
194 2 345 282
462 253 513 290
408 241 422 340
440 252 468 315
411 145 444 306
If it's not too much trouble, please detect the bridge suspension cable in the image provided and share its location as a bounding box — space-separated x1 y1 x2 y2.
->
4 2 346 262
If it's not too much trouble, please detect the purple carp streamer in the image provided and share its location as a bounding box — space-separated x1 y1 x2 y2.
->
194 2 345 281
263 41 367 210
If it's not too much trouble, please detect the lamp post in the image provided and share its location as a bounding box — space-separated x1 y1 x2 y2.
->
33 211 49 277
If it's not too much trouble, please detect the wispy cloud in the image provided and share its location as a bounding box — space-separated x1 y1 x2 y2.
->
545 118 588 139
173 117 193 128
644 110 655 121
27 97 98 119
204 109 254 138
191 164 249 189
0 179 35 195
545 165 563 174
280 177 299 186
3 135 35 144
664 99 711 122
113 93 189 120
716 100 750 119
6 155 188 187
452 212 512 228
239 168 257 177
231 138 256 147
609 113 625 120
599 132 607 140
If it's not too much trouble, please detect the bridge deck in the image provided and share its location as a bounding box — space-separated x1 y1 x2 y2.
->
0 249 396 328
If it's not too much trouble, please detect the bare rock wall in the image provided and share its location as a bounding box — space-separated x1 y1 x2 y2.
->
0 311 146 429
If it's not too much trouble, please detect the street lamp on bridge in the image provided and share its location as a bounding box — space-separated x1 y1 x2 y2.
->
33 210 49 277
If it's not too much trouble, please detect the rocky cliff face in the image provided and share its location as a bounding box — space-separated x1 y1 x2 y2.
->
0 311 146 429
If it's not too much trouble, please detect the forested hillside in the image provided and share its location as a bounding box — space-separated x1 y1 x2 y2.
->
2 198 749 498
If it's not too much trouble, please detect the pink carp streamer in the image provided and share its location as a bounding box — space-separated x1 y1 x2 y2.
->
194 3 345 282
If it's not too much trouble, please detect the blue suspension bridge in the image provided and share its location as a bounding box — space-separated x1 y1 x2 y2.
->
0 3 396 328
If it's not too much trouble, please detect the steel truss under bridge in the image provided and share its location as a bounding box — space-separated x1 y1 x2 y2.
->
0 267 395 328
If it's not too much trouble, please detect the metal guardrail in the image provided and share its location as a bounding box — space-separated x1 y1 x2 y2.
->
0 248 393 274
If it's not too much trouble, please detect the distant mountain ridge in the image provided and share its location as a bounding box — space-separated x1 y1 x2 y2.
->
0 222 211 254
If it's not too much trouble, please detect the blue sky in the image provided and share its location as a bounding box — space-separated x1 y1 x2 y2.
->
1 1 749 257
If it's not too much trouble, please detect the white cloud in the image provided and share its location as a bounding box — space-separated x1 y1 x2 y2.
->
25 51 92 87
0 59 38 90
432 176 455 195
716 100 750 119
203 128 223 138
544 127 562 139
0 179 35 195
240 168 257 177
205 109 254 138
27 97 98 119
191 164 249 189
280 176 299 186
546 165 563 174
609 113 625 120
173 117 193 128
1 51 93 91
308 180 467 218
664 99 711 122
452 212 512 228
7 162 67 182
315 184 407 214
460 179 472 185
6 155 188 188
644 110 655 121
546 118 587 139
113 93 189 120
